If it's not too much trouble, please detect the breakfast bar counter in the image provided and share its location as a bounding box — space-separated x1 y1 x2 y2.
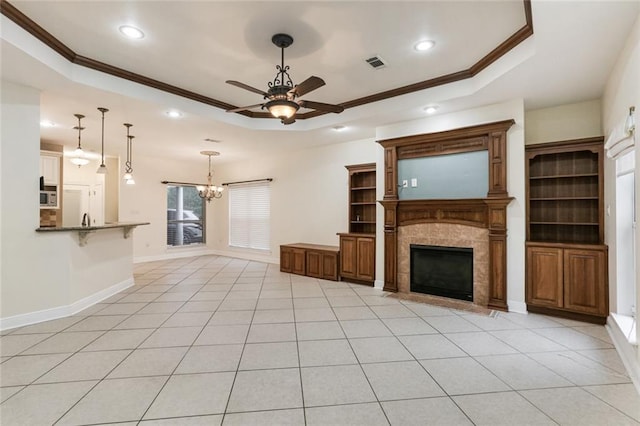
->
37 222 149 246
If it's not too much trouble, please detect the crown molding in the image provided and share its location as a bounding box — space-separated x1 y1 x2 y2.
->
1 0 533 122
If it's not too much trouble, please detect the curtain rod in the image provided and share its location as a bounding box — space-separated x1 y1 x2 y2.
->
161 180 205 186
221 178 273 186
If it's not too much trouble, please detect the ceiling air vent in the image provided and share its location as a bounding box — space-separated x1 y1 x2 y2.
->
365 55 387 69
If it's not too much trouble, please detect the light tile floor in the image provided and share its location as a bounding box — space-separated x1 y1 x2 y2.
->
1 255 639 425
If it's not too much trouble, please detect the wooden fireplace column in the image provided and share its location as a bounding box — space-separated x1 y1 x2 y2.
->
377 119 515 311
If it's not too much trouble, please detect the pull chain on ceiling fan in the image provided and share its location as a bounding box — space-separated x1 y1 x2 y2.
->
226 33 344 125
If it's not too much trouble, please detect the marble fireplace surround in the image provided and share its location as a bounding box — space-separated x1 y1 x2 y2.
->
397 223 490 307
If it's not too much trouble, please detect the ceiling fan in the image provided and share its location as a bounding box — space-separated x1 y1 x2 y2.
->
226 33 344 125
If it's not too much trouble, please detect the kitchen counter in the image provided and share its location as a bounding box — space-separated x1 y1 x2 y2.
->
37 222 149 246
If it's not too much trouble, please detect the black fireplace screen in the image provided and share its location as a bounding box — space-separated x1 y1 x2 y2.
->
410 244 473 302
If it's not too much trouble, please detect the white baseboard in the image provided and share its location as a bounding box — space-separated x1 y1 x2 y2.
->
134 248 279 266
374 279 384 289
0 277 134 331
607 314 640 394
206 248 279 265
507 300 527 314
134 247 215 264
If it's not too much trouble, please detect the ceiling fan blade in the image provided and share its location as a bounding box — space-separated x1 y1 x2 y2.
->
289 76 325 97
226 80 268 97
299 100 344 114
226 103 265 113
281 117 296 125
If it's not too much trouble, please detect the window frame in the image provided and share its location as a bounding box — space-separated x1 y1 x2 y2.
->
166 185 206 248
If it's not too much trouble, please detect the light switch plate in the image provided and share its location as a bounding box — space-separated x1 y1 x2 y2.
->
411 178 418 187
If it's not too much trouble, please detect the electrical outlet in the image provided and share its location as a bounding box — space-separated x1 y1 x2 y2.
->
402 180 408 188
411 178 418 187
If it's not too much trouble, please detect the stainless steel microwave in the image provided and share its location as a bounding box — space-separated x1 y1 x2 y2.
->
40 190 58 208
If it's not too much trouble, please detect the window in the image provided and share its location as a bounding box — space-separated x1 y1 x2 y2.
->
167 185 205 247
228 181 270 250
615 151 636 318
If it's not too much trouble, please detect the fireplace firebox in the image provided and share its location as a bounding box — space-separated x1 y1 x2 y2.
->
410 244 473 302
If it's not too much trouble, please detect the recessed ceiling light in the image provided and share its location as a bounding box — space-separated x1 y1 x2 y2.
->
119 25 145 40
414 40 435 51
424 106 439 114
332 125 347 132
40 120 56 128
166 110 183 118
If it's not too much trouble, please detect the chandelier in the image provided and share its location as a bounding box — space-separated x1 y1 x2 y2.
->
197 151 223 202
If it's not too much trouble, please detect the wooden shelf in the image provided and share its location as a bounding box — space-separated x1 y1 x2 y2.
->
530 197 598 201
530 173 598 180
525 137 607 324
530 221 598 226
342 163 377 285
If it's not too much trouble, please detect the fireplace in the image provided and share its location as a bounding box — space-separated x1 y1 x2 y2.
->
410 244 473 302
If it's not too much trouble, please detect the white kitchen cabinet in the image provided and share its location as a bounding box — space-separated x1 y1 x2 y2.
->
40 152 61 185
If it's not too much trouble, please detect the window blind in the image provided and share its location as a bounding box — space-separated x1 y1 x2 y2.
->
228 181 271 250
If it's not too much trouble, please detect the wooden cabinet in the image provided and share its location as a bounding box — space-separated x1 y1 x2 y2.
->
306 250 339 281
340 163 376 286
526 245 563 308
280 245 306 275
40 152 61 186
563 248 607 315
346 163 376 234
525 138 608 324
280 243 339 281
526 243 608 322
338 233 375 285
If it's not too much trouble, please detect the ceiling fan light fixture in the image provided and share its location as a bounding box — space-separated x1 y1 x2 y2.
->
265 99 299 120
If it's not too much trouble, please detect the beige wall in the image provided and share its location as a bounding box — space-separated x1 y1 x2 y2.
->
525 99 603 144
105 157 119 223
208 138 378 264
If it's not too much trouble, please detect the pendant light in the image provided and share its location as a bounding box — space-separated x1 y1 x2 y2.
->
123 123 135 185
70 114 90 167
96 107 109 174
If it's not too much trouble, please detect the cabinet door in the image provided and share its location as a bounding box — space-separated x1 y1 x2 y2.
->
339 236 358 279
356 236 375 281
306 250 322 278
321 252 338 281
563 248 607 315
280 247 293 273
291 248 306 276
526 246 563 308
40 155 60 185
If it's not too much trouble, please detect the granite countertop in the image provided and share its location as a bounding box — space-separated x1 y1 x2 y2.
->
36 221 150 232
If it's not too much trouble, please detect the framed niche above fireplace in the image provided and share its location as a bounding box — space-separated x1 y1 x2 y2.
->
377 120 515 311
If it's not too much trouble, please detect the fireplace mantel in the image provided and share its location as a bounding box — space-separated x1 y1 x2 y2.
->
377 120 515 311
380 198 514 229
